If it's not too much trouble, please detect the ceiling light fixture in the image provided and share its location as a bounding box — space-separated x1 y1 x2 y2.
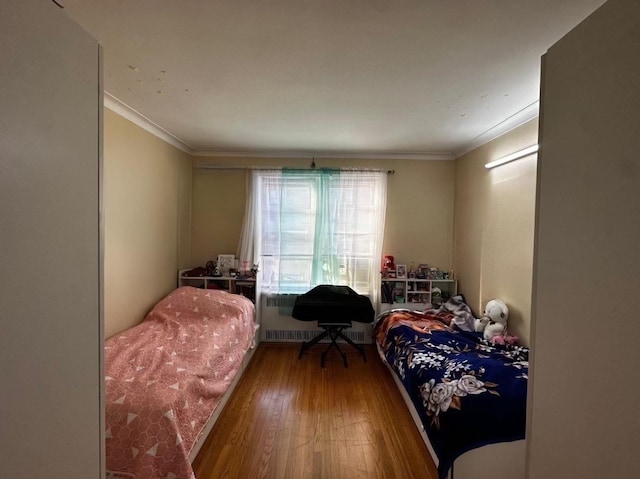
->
485 144 539 169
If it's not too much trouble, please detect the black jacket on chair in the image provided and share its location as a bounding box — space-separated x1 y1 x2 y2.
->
292 285 374 324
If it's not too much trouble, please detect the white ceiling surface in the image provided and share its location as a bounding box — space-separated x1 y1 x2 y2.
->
62 0 605 158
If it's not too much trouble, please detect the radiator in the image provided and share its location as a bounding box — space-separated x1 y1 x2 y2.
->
264 328 366 342
259 294 371 344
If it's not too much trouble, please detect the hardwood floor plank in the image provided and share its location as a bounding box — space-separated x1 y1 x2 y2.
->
192 343 438 479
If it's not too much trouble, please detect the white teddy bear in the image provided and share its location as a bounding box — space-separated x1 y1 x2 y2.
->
474 299 509 342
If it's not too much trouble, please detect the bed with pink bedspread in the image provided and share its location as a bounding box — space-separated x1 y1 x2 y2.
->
105 286 257 479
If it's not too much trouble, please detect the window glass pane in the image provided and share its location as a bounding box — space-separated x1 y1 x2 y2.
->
278 256 313 293
257 171 384 296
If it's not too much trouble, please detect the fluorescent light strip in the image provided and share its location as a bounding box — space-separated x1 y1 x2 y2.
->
485 144 539 169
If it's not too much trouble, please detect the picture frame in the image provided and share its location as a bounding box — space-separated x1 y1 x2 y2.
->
396 264 407 279
217 254 235 276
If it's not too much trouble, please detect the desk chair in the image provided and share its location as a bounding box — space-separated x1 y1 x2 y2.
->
292 285 374 367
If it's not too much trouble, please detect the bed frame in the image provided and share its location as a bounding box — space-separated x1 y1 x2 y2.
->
377 343 525 479
189 342 257 461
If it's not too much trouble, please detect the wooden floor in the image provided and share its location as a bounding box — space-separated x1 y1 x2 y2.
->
192 342 438 479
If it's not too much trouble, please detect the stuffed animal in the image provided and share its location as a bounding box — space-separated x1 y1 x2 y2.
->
474 299 509 342
491 333 519 346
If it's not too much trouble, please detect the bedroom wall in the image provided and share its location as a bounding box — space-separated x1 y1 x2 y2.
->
104 109 192 338
528 0 640 476
453 119 538 346
190 157 455 275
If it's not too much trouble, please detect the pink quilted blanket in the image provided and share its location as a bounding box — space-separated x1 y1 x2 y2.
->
105 287 256 479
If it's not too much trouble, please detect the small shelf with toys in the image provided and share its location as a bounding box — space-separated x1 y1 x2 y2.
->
379 256 457 314
178 256 258 303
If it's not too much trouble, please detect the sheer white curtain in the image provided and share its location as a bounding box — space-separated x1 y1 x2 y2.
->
236 169 257 269
237 168 387 304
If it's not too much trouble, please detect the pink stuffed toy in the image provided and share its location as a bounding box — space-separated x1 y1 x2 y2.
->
491 334 519 346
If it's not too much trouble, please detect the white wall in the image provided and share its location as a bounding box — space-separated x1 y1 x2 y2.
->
0 1 103 477
528 0 640 477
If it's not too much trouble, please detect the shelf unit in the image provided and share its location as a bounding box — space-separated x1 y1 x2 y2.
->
379 278 457 313
178 269 256 302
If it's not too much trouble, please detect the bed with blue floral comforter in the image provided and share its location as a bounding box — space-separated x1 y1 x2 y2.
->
374 304 528 479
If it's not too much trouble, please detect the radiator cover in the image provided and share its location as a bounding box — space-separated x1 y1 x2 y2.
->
264 328 366 343
260 294 371 344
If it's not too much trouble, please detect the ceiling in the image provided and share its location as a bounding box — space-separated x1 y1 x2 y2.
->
60 0 605 158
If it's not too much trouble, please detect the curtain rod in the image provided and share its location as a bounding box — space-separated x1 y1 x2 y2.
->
194 163 395 175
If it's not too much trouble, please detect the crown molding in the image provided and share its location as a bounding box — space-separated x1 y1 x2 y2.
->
454 101 540 159
103 92 194 154
190 149 453 160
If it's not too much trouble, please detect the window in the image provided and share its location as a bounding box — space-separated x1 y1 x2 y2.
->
251 169 386 299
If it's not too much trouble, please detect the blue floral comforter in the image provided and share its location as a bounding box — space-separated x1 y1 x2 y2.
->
374 308 528 479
